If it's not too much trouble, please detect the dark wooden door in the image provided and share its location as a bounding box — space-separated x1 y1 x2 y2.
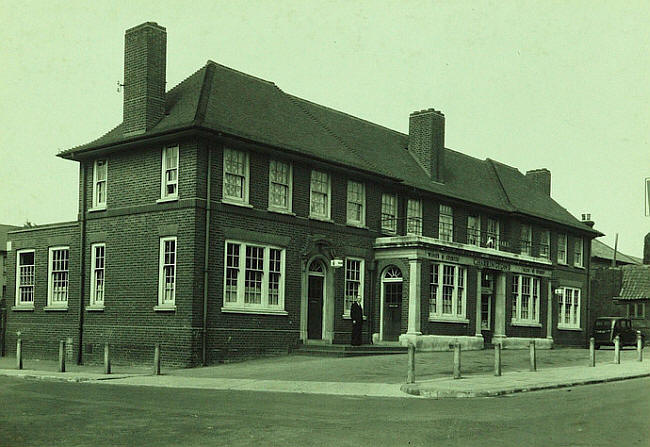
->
384 282 402 341
307 276 324 339
480 294 493 344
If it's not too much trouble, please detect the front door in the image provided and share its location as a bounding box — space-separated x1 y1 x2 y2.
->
384 282 403 341
307 275 324 339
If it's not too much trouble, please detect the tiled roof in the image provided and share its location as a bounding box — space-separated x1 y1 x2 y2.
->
58 61 599 234
592 238 641 265
616 265 650 301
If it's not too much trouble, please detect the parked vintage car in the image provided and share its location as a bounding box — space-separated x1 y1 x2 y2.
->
591 317 645 349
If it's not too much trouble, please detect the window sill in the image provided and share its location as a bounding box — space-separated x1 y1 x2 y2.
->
156 196 178 204
221 198 253 208
308 215 334 223
557 261 568 266
573 265 585 270
558 325 582 331
44 306 68 312
346 222 367 229
88 206 107 213
381 230 397 236
86 305 105 312
510 320 542 327
12 305 34 312
428 316 470 324
153 305 176 312
267 207 295 216
221 306 288 316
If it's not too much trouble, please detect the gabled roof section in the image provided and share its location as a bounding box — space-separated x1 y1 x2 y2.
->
592 239 642 265
58 60 598 233
616 265 650 301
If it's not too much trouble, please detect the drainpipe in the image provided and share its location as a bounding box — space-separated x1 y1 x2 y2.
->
77 162 87 365
202 145 212 365
368 260 377 344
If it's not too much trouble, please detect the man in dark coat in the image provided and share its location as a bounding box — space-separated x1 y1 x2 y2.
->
350 300 363 346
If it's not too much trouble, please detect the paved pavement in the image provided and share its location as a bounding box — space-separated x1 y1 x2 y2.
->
0 348 648 398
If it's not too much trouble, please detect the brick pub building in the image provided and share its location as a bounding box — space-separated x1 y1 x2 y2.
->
4 23 600 366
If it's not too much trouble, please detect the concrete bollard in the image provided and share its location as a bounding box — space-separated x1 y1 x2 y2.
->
407 343 415 384
453 342 461 379
589 337 596 367
637 332 643 362
614 336 620 364
104 343 111 375
58 340 66 373
494 342 502 376
153 343 161 375
529 340 536 372
16 338 23 370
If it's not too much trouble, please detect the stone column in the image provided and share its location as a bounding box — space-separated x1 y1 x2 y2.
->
494 272 506 338
475 268 483 336
407 259 422 335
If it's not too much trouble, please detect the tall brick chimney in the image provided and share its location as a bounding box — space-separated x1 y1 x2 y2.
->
644 232 650 265
123 22 167 136
408 109 445 183
525 168 551 196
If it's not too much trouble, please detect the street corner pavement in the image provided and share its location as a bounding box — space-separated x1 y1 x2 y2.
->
400 358 650 398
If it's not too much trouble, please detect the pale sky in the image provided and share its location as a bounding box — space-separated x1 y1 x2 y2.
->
1 1 648 257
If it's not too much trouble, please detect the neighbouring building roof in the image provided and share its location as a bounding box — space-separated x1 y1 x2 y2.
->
58 61 599 235
592 238 642 266
0 224 20 252
616 265 650 301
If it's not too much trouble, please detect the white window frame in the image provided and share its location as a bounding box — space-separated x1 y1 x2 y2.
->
89 243 106 308
429 263 467 322
486 217 500 249
557 233 567 264
92 159 107 210
574 237 584 267
222 240 286 313
346 181 366 227
15 249 35 308
628 302 646 319
160 145 179 200
222 148 250 205
268 160 292 213
438 204 454 242
381 193 398 234
309 170 331 220
511 275 540 325
539 230 550 260
467 215 481 246
558 287 581 329
157 237 177 309
47 246 70 308
406 198 422 236
520 224 532 256
344 257 365 316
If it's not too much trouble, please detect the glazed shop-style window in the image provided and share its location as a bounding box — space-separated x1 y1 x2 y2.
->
223 241 285 312
161 146 179 199
223 148 249 204
92 160 107 209
310 170 331 219
158 237 177 308
511 275 540 325
48 247 70 308
429 263 466 321
381 193 397 234
268 160 292 212
558 287 581 329
346 181 365 226
15 249 35 307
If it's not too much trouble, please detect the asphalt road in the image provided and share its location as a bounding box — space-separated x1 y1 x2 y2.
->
1 376 648 446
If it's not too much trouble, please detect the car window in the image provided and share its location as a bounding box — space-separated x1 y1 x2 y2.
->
621 320 630 329
595 320 612 329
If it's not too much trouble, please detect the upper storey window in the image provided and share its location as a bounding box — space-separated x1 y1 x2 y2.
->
557 233 567 264
406 199 422 236
310 170 331 220
574 237 584 268
486 218 500 249
520 224 532 256
92 160 107 209
268 160 292 212
467 215 480 246
381 193 397 234
223 148 249 205
539 230 550 259
438 204 453 242
161 146 179 200
346 181 366 226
